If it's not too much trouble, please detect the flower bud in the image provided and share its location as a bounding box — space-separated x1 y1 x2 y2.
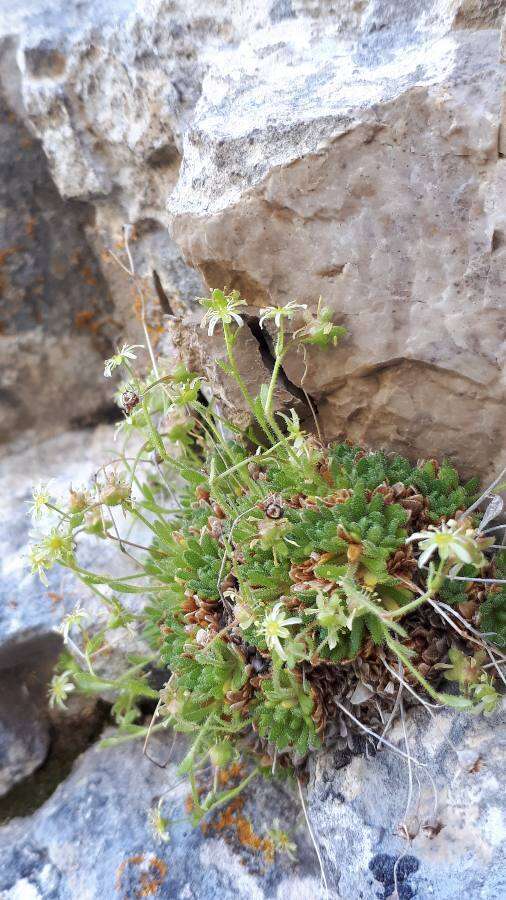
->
98 479 130 507
209 741 234 768
69 488 88 513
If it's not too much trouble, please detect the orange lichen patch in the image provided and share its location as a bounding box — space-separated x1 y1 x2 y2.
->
115 853 168 899
0 246 22 266
203 794 275 866
80 264 98 287
75 310 95 327
47 591 63 604
25 217 37 238
218 762 244 786
210 796 244 832
132 291 164 345
74 309 106 335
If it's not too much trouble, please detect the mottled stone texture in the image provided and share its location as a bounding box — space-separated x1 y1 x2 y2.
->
170 0 506 480
0 92 116 442
0 669 51 798
0 733 321 899
3 0 505 476
308 705 506 899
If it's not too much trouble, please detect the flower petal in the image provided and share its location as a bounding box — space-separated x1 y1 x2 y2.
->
418 546 435 568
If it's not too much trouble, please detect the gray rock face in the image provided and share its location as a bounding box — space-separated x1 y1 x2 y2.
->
1 3 506 897
0 670 50 798
0 425 151 795
0 732 321 899
170 0 506 480
0 425 125 662
4 0 505 477
0 91 115 444
308 705 506 899
0 0 207 441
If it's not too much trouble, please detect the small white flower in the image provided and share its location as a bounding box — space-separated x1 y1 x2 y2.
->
48 671 75 709
28 529 74 586
258 300 307 329
406 518 492 571
199 289 247 336
104 344 143 377
28 481 54 520
305 591 347 650
56 603 87 644
261 601 302 660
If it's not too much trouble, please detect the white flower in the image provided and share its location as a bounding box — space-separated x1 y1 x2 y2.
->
48 671 75 709
234 601 256 630
28 529 74 586
28 481 54 520
305 591 347 650
199 289 247 336
261 601 302 660
104 344 143 377
406 518 492 570
258 300 307 329
56 603 87 643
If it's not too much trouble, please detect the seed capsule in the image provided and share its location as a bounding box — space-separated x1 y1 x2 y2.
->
121 389 140 413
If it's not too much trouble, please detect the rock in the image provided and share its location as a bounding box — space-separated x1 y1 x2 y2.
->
0 90 116 444
0 731 321 899
308 705 506 899
0 424 153 795
0 422 154 702
170 0 506 480
0 0 211 420
0 425 133 664
0 670 50 798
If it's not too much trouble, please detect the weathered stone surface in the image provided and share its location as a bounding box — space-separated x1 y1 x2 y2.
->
0 669 50 798
0 425 148 666
0 731 321 899
0 0 210 442
0 0 210 399
170 0 506 480
0 90 116 444
0 424 155 796
308 704 506 899
161 312 298 428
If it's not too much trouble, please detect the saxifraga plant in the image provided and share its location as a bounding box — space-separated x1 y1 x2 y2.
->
29 288 506 852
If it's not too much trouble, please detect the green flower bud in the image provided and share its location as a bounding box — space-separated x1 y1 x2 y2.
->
209 741 234 768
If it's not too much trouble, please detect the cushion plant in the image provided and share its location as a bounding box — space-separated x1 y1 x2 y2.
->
30 289 505 840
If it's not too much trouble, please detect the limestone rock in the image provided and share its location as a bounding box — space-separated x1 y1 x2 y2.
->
0 732 321 899
308 704 506 899
0 92 115 444
0 424 156 798
0 1 208 441
0 425 151 669
161 312 298 429
0 670 50 798
170 0 506 480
